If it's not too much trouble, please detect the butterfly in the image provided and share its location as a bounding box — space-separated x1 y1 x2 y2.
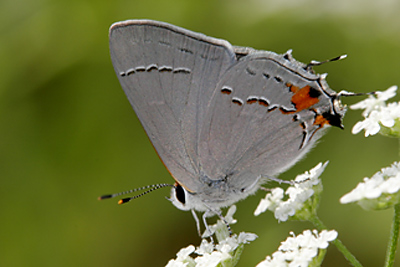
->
100 20 351 234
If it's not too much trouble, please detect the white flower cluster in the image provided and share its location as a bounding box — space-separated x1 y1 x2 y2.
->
254 162 328 221
256 229 338 267
351 85 400 137
165 233 257 267
165 206 257 267
340 162 400 209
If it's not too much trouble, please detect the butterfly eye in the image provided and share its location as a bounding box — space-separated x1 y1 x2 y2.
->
175 184 186 204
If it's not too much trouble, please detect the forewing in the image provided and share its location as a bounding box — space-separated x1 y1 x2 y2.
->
109 20 237 191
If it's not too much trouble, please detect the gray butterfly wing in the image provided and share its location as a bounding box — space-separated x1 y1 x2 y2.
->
199 51 341 190
109 20 237 191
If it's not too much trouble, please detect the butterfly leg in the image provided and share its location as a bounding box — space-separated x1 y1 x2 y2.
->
191 209 202 237
264 175 295 185
202 210 215 243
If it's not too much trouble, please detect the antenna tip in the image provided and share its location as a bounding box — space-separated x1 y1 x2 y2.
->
118 198 130 205
98 194 112 200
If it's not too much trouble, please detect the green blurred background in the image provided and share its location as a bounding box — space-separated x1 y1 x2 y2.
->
2 0 400 266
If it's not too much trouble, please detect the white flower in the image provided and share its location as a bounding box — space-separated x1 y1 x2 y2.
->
176 246 196 259
238 232 258 244
194 251 229 267
165 245 195 267
254 162 328 221
224 205 238 225
274 201 299 222
196 240 214 255
213 232 257 255
254 187 284 216
340 162 400 210
352 111 385 136
317 230 339 249
165 261 189 267
166 206 257 267
172 232 256 267
256 229 338 267
351 86 400 137
352 104 400 136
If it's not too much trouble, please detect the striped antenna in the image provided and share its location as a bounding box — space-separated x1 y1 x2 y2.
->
305 54 347 70
98 183 174 204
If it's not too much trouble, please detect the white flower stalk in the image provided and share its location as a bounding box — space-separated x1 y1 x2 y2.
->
254 162 328 222
165 205 257 267
340 161 400 210
351 85 400 137
256 229 338 267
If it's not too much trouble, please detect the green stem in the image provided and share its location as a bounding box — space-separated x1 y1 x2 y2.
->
310 215 363 267
399 138 400 158
384 203 400 267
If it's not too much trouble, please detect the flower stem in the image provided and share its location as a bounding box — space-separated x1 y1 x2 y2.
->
384 203 400 267
398 138 400 158
310 215 363 267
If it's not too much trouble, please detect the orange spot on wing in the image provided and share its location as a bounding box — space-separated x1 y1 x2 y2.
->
314 114 330 127
287 83 300 93
291 85 319 111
